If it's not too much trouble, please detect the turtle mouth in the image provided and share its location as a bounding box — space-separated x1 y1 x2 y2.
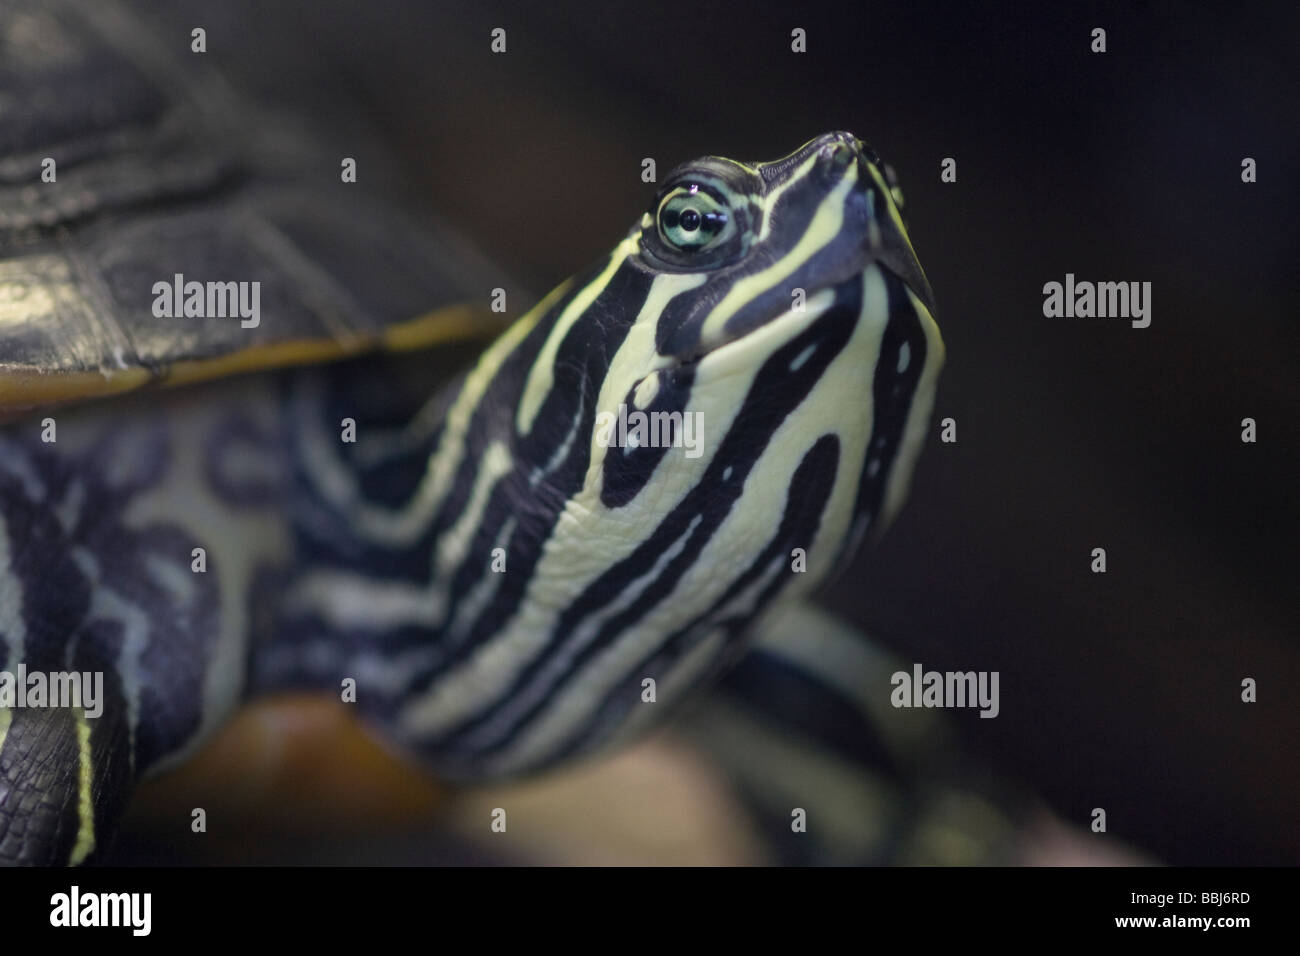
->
866 230 936 318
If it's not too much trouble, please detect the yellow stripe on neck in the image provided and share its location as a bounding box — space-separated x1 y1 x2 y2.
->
69 708 97 866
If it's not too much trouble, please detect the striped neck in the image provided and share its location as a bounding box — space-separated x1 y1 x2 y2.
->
277 132 943 779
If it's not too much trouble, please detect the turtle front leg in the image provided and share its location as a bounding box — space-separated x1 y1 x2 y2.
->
0 694 132 865
0 385 293 865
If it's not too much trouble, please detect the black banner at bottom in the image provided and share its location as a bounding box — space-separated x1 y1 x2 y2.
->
0 865 1283 942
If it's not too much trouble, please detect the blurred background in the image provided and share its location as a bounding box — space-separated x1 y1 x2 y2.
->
89 0 1298 864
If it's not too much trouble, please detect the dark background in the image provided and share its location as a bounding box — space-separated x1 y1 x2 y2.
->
136 0 1298 865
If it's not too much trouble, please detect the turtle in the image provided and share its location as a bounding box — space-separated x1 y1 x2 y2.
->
0 0 1022 867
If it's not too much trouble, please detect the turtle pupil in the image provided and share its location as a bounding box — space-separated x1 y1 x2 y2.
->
679 209 701 231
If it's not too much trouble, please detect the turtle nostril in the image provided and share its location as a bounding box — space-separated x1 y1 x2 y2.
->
819 140 855 170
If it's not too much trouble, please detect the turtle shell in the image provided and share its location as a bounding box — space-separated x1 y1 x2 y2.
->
0 0 511 414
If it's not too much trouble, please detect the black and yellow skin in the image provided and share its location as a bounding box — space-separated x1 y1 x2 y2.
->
0 0 949 865
265 132 942 782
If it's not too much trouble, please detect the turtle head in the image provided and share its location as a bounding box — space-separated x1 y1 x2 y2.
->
635 131 936 364
568 131 944 552
385 133 943 778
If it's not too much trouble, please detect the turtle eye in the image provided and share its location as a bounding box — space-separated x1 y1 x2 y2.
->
656 185 732 253
640 174 752 271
